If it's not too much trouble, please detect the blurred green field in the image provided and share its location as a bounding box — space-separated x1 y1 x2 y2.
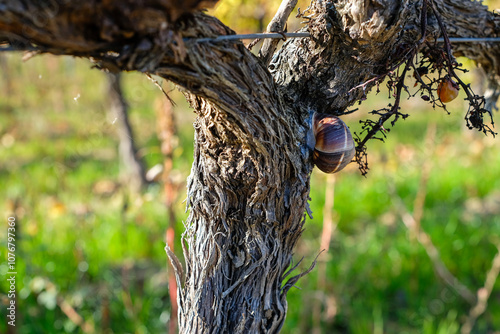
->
0 54 195 333
2 2 500 333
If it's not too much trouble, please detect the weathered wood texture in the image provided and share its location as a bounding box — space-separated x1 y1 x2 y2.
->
272 0 500 115
0 0 499 333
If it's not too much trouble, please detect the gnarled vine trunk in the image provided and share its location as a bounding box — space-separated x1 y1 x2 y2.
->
0 0 499 332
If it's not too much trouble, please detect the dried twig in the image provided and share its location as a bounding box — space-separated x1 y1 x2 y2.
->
428 0 496 136
42 279 95 334
107 72 147 192
391 189 477 304
312 174 338 333
155 97 180 334
353 0 497 175
461 243 500 334
281 251 324 295
388 123 476 304
354 59 413 175
411 123 436 239
146 74 176 107
258 0 299 65
58 297 95 334
320 174 336 252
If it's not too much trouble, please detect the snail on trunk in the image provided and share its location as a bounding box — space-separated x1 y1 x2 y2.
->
307 112 355 174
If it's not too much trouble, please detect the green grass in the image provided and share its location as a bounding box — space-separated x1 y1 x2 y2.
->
1 52 500 334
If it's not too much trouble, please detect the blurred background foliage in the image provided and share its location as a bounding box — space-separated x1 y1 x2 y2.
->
1 0 500 333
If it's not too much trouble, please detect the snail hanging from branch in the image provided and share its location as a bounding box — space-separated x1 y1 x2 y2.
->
307 112 355 174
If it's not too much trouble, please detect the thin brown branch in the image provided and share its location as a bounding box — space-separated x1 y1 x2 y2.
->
429 0 498 134
107 72 147 192
155 97 180 334
258 0 299 66
320 174 336 252
388 124 476 304
391 188 477 305
36 278 95 334
411 123 436 239
38 278 95 334
313 174 337 333
166 228 178 334
58 297 95 334
281 251 324 296
354 60 413 175
461 243 500 334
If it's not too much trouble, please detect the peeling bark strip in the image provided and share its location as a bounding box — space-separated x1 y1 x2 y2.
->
0 0 499 333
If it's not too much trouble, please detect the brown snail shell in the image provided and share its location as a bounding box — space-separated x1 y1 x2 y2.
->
310 113 355 174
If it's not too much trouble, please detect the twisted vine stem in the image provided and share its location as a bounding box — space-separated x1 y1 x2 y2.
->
352 0 496 176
